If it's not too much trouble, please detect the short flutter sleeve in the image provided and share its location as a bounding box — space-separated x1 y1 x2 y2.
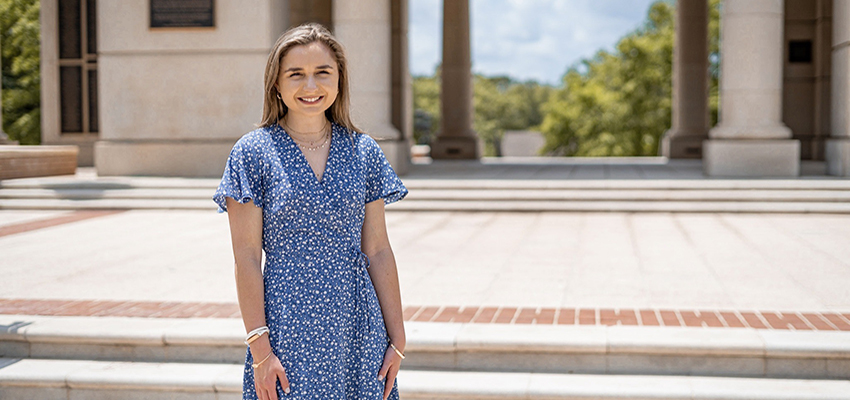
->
361 135 408 205
213 135 265 213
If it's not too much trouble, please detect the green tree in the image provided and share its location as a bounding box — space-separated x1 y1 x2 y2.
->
414 69 553 156
474 75 552 156
1 0 40 145
541 0 719 157
412 72 440 145
708 0 720 127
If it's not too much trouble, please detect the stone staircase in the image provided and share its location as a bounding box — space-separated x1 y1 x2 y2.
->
1 314 849 399
3 176 850 213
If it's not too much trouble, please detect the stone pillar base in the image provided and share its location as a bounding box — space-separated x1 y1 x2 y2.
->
44 139 95 166
95 140 234 177
660 131 706 158
797 135 827 161
826 139 850 176
376 139 411 176
430 136 479 160
703 139 800 177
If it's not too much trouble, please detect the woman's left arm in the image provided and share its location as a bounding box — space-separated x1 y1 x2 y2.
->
361 199 405 396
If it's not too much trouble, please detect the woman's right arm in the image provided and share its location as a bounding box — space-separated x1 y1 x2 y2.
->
226 197 290 399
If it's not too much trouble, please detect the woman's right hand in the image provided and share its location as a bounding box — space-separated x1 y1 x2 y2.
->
253 352 290 400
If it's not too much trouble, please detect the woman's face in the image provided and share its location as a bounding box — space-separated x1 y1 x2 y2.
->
277 42 339 120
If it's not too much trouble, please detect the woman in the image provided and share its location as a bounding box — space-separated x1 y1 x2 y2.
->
213 23 406 400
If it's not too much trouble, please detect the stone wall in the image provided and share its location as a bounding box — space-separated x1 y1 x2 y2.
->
93 0 287 177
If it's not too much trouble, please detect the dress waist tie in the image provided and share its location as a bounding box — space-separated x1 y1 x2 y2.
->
351 247 374 339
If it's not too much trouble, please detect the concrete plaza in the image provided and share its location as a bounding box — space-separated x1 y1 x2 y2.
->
2 160 850 399
1 160 849 315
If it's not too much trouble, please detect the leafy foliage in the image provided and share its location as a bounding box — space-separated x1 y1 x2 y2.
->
541 0 719 156
708 0 720 127
474 75 551 156
412 72 440 145
540 1 675 156
1 0 40 144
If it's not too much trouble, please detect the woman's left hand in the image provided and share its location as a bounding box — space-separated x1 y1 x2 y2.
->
377 343 402 400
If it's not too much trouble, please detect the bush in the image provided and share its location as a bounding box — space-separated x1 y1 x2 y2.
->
1 0 41 145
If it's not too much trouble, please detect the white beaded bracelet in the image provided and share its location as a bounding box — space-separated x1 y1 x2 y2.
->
244 326 270 346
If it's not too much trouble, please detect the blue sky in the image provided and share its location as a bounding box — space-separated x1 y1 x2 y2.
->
409 0 659 85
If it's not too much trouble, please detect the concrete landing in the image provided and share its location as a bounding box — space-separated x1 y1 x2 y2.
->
1 209 849 312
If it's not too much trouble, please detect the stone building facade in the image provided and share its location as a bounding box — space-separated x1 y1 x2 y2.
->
40 0 411 176
38 0 850 177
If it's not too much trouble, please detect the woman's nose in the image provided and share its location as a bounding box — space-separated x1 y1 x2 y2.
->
305 76 317 90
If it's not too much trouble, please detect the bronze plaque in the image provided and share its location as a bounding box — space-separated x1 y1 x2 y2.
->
150 0 214 28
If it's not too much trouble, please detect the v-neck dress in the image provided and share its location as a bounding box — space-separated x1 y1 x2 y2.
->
213 122 407 400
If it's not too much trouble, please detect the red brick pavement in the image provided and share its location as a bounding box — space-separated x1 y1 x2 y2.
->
0 298 242 319
2 299 849 331
0 210 127 237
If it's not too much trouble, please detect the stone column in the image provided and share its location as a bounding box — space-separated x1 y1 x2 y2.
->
704 0 800 177
826 0 850 176
391 0 413 168
430 0 478 159
661 0 708 159
333 0 410 174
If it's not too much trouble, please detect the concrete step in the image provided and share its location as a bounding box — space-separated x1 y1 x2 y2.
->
0 358 240 400
405 179 850 190
388 200 850 213
4 173 850 190
4 194 850 213
1 358 849 400
0 188 214 200
2 315 848 380
410 189 850 202
4 176 850 212
0 198 215 211
5 187 850 202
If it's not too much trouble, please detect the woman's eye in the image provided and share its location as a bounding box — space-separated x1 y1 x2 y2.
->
318 71 330 75
289 72 302 77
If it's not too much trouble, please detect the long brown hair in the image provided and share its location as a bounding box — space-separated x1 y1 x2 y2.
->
258 23 360 132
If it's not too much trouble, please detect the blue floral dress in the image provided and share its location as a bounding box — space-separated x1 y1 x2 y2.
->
213 122 406 399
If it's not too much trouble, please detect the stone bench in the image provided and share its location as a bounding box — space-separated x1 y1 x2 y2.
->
0 145 78 180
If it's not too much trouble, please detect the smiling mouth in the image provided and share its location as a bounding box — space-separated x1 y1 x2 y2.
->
298 96 323 104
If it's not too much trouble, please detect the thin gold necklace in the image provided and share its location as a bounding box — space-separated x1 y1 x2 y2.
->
283 120 330 151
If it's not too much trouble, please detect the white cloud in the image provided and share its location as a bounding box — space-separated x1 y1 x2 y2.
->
409 1 443 77
409 0 658 84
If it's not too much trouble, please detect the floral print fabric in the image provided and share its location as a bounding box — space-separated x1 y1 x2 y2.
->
213 122 407 399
